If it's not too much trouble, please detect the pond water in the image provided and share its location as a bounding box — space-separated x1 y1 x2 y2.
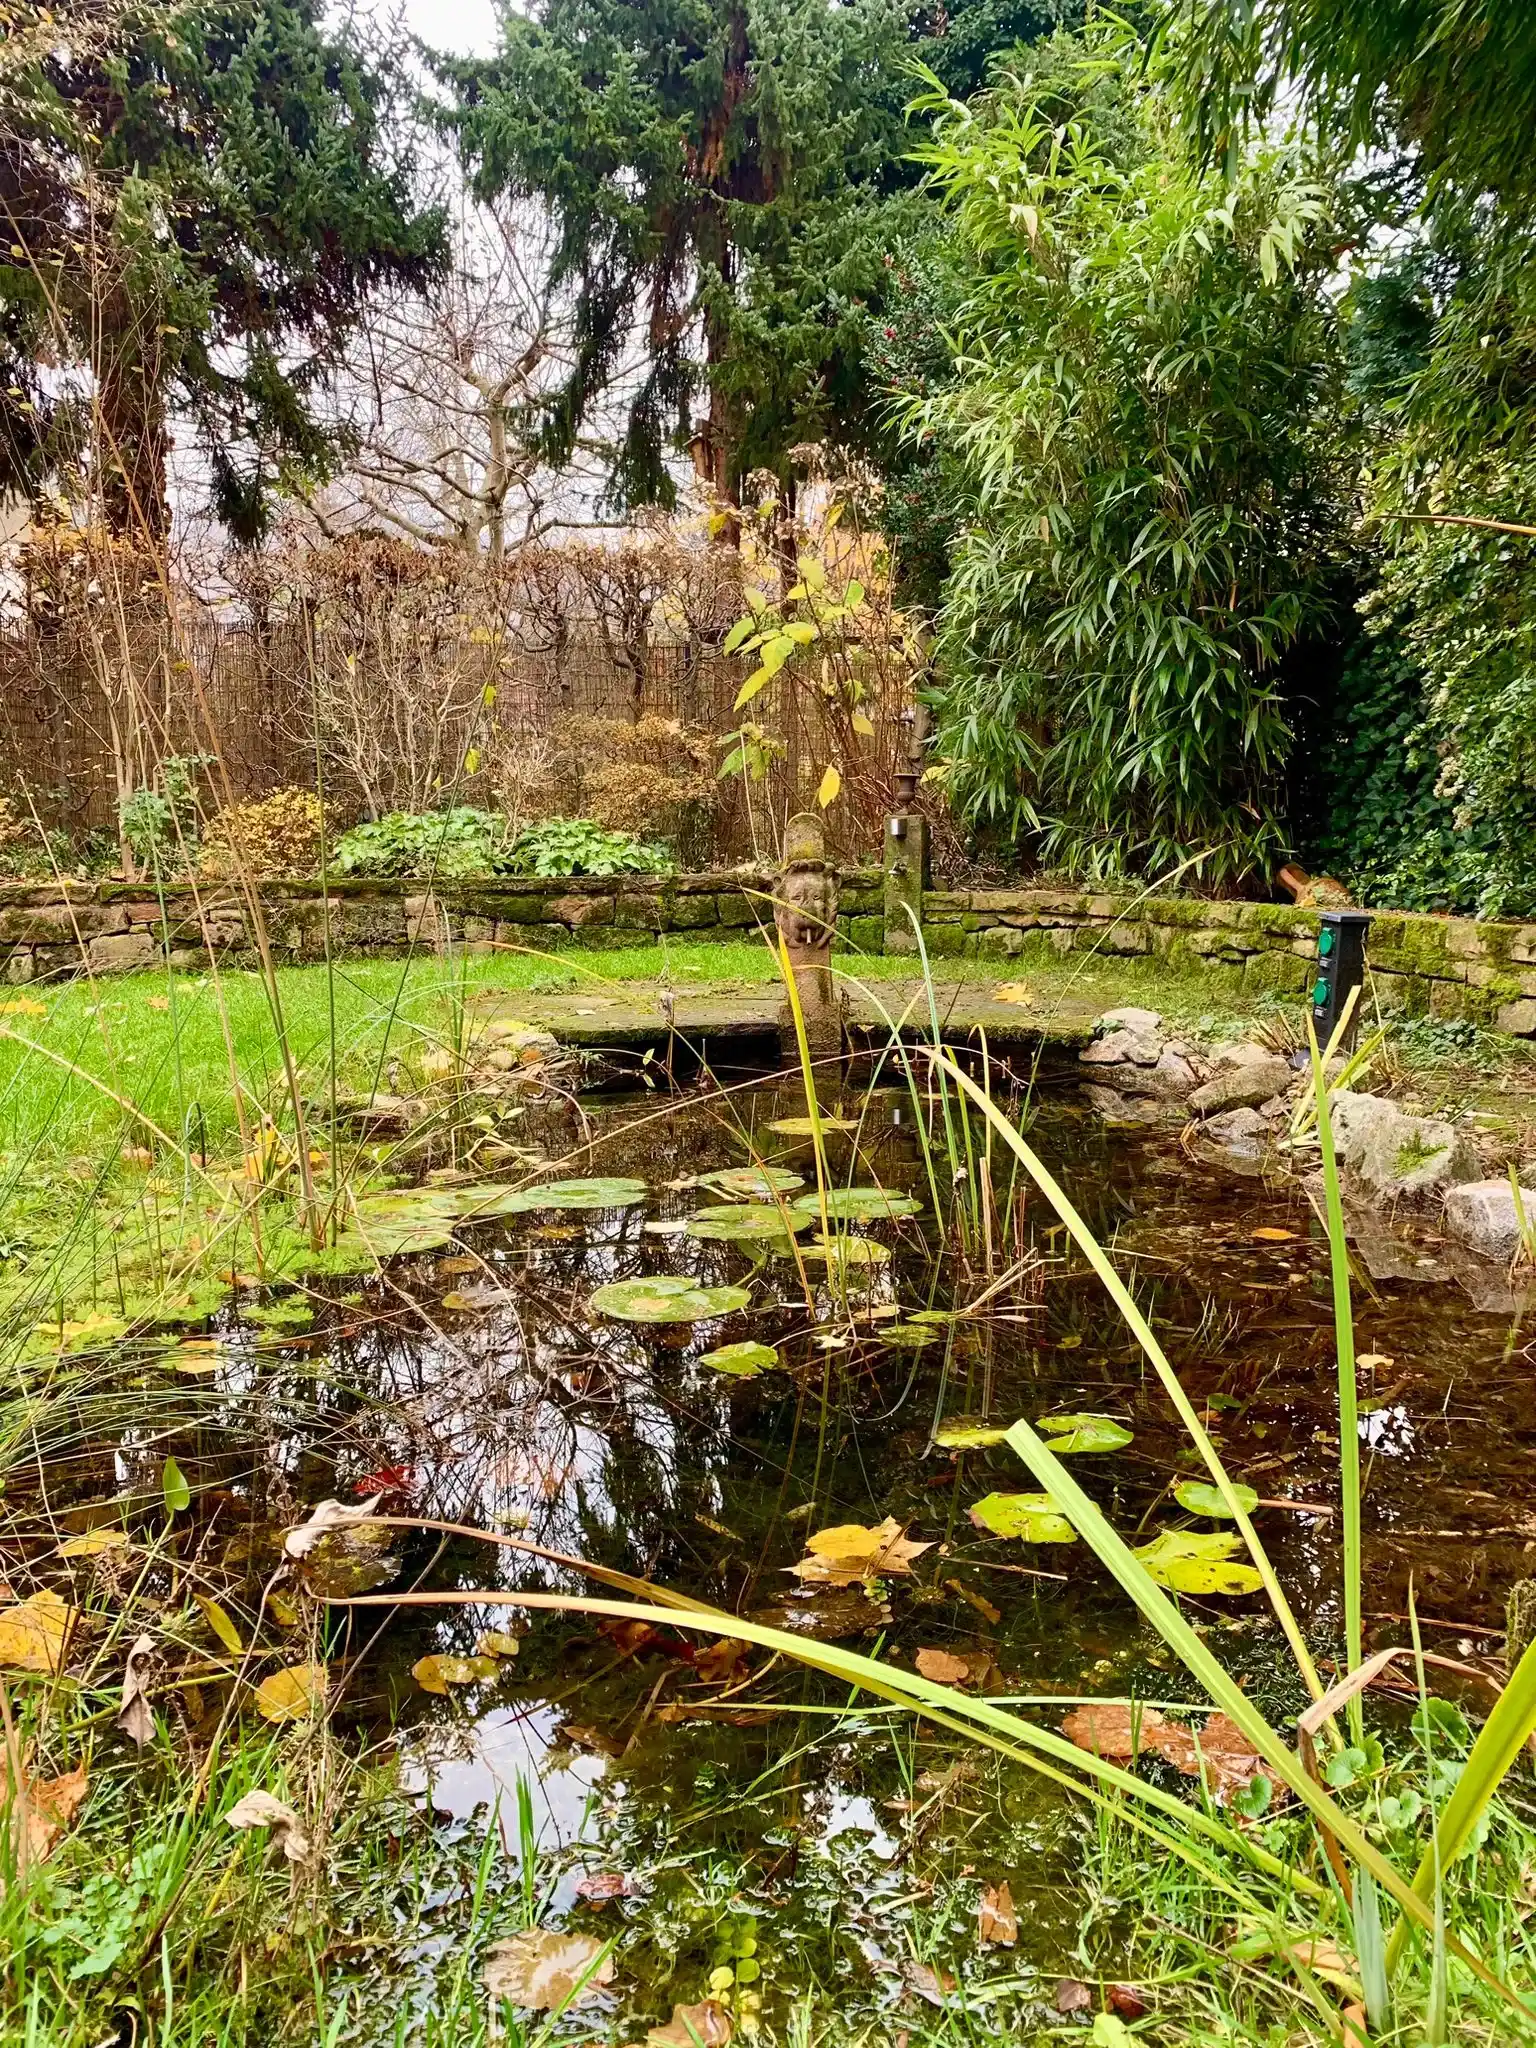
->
21 1070 1536 2037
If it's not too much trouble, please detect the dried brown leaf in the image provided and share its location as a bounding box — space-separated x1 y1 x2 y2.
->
1054 1978 1092 2014
915 1647 972 1685
901 1961 955 2007
21 1763 89 1863
1061 1702 1277 1808
978 1881 1017 1947
647 1999 734 2047
484 1930 614 2013
116 1632 157 1748
225 1789 311 1863
791 1518 931 1587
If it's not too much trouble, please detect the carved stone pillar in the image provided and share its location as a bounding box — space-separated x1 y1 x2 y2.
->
774 811 840 1062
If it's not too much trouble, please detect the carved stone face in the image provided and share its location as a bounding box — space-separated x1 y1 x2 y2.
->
774 865 836 953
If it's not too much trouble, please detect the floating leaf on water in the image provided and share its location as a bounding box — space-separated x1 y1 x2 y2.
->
749 1583 892 1639
33 1312 128 1356
698 1165 805 1200
170 1340 222 1374
412 1653 500 1694
285 1497 386 1559
339 1216 459 1258
903 1960 956 2007
932 1416 1011 1450
649 1999 734 2047
480 1176 648 1215
908 1309 955 1325
590 1276 751 1324
57 1529 128 1558
483 1929 614 2013
978 1880 1018 1947
915 1647 972 1685
474 1629 523 1660
968 1492 1077 1543
1173 1480 1260 1519
1252 1226 1298 1242
790 1186 921 1223
1062 1701 1276 1806
0 1590 77 1673
779 1233 891 1271
302 1522 400 1598
255 1662 327 1723
700 1339 779 1377
1133 1528 1263 1596
686 1203 810 1244
1037 1413 1134 1454
355 1187 463 1222
767 1114 859 1136
875 1321 941 1349
791 1517 931 1585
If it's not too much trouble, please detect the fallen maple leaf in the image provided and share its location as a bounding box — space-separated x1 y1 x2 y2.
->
790 1518 932 1587
225 1789 311 1863
647 1999 733 2047
991 982 1032 1006
978 1880 1017 1947
694 1637 750 1684
484 1929 614 2013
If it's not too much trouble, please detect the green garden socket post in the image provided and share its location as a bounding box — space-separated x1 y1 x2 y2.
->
1311 910 1372 1049
883 813 929 954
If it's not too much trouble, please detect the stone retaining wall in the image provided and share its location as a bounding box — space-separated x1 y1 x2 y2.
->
0 871 885 985
906 886 1536 1034
2 871 1533 1037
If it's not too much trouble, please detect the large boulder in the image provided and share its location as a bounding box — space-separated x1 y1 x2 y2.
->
1114 1047 1202 1102
1444 1180 1536 1264
1188 1054 1293 1117
1329 1091 1479 1207
1098 1007 1163 1035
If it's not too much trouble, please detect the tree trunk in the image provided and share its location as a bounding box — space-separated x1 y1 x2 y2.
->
96 285 169 545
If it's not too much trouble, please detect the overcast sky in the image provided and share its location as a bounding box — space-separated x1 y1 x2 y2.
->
389 0 501 57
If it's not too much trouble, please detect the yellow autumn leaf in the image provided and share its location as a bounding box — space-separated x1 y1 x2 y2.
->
197 1595 245 1658
0 998 47 1017
255 1662 327 1723
851 711 876 739
57 1529 128 1558
0 1589 77 1673
992 982 1032 1006
412 1652 499 1694
816 764 842 808
792 1517 931 1585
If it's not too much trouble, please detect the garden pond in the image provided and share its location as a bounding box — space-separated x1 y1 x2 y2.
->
13 1069 1536 2040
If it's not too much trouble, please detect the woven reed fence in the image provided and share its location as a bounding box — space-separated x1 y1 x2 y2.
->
0 615 907 864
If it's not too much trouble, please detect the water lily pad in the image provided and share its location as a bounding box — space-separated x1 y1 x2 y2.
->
590 1276 751 1324
1134 1529 1262 1596
699 1165 805 1200
686 1203 811 1244
700 1339 780 1377
932 1416 1012 1450
779 1233 892 1269
1173 1480 1260 1519
463 1176 649 1216
768 1115 859 1136
355 1187 462 1222
341 1216 459 1258
875 1321 942 1348
790 1187 922 1223
1037 1413 1134 1454
968 1492 1077 1543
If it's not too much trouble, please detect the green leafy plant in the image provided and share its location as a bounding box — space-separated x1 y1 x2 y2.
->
903 27 1353 882
331 808 508 880
501 817 671 878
